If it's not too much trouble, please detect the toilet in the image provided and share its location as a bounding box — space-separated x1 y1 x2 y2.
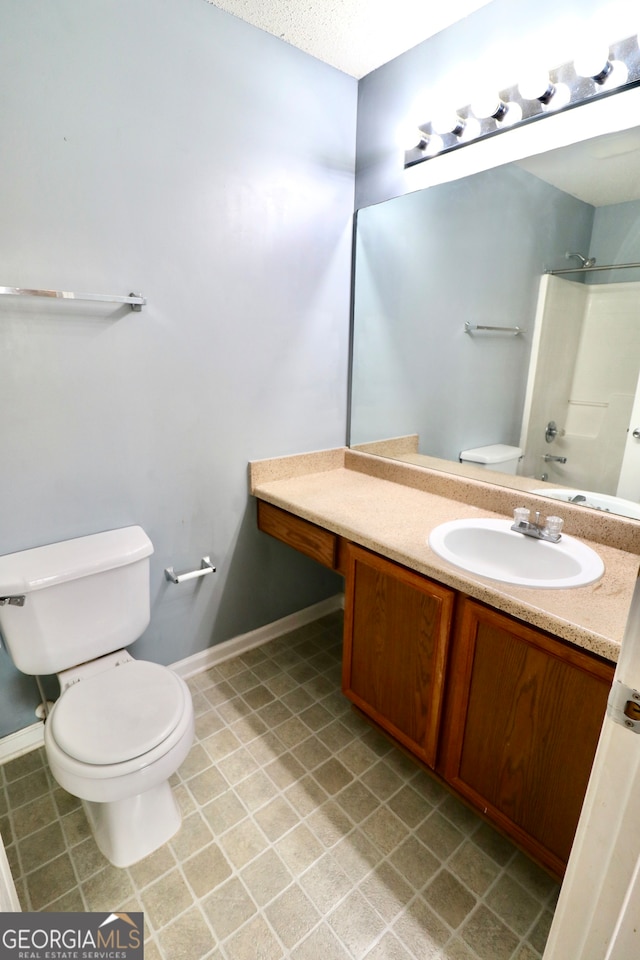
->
459 443 522 475
0 526 194 868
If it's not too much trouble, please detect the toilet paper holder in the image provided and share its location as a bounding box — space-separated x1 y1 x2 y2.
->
164 556 216 584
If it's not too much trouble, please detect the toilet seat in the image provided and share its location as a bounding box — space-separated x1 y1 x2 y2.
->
50 660 186 765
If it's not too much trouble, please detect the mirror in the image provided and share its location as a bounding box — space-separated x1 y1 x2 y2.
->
350 125 640 520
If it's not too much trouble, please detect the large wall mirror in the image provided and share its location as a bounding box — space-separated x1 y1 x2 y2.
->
350 122 640 520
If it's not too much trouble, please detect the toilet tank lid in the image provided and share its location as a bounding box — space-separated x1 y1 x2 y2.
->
0 526 153 595
459 444 523 464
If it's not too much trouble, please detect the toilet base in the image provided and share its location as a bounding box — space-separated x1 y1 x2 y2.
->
82 780 182 868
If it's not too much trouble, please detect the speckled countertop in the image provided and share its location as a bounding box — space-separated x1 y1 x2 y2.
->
250 448 640 663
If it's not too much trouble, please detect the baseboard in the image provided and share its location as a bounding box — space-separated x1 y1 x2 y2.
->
0 721 45 765
171 592 344 679
0 593 345 762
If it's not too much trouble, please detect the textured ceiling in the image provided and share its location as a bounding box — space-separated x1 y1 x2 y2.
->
204 0 494 78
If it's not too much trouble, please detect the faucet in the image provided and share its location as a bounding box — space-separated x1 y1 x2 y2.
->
511 508 563 542
569 494 586 503
542 454 567 464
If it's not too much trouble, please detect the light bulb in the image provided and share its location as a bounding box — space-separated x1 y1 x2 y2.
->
500 102 523 126
414 130 446 155
473 94 523 126
471 94 508 121
574 45 613 83
430 109 466 137
398 122 427 151
599 60 629 89
424 134 444 156
518 69 555 104
414 129 429 150
541 82 571 111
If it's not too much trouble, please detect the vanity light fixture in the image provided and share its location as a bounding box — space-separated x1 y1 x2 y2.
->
404 30 640 168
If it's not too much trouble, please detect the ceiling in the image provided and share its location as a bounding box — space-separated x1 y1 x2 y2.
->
203 0 494 78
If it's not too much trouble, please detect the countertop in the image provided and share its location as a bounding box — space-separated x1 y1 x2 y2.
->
250 448 640 663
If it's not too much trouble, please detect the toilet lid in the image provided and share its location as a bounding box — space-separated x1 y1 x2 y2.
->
50 660 186 765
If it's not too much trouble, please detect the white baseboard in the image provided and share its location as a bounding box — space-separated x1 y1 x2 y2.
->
0 593 344 763
171 593 344 679
0 721 45 766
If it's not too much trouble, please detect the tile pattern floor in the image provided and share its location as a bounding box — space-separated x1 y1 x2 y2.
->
0 611 560 959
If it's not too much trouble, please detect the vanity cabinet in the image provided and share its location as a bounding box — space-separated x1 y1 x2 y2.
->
440 599 614 876
342 544 454 768
256 500 614 876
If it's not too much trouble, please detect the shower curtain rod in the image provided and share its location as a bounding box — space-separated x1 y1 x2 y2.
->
546 262 640 275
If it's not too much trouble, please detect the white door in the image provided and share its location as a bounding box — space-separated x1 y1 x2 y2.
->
543 578 640 959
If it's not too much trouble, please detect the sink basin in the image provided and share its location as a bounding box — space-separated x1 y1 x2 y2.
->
428 518 604 588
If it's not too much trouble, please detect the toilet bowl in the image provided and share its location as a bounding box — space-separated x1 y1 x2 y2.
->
44 653 194 866
0 526 195 867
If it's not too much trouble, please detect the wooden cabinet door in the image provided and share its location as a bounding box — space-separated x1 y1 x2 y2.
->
342 544 455 769
441 599 614 876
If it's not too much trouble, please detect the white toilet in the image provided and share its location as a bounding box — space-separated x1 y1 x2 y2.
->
0 525 194 868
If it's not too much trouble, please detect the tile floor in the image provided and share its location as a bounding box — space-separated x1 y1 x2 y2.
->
0 611 560 959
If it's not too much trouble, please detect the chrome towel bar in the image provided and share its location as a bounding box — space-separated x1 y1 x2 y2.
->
164 557 216 584
464 321 523 336
0 286 146 311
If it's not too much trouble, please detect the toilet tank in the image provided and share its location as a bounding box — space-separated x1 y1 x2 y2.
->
459 444 522 475
0 526 153 676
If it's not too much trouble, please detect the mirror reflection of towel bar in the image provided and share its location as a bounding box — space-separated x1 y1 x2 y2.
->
164 556 216 584
465 321 523 336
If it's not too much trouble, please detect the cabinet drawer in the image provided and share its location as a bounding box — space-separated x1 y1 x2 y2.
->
257 500 339 569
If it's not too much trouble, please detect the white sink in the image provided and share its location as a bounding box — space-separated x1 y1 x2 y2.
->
428 518 604 589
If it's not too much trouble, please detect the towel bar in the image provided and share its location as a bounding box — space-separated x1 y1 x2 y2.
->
0 286 146 312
